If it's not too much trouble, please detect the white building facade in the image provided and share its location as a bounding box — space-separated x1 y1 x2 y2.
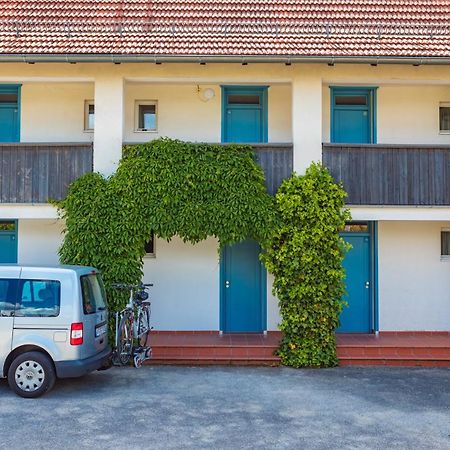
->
2 1 450 335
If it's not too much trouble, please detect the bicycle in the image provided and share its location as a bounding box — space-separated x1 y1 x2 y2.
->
111 282 153 368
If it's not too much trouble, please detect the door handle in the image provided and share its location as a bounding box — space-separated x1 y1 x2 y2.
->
365 281 370 289
225 281 230 288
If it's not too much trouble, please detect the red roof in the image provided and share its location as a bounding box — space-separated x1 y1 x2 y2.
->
0 0 449 59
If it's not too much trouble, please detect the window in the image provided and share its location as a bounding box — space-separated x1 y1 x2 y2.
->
441 230 450 259
144 232 155 257
343 222 369 233
439 104 450 133
135 101 157 132
80 274 107 315
0 221 15 231
84 100 95 131
16 279 60 317
0 278 18 312
228 94 260 105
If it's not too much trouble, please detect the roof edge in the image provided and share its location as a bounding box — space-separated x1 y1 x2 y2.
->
1 54 450 65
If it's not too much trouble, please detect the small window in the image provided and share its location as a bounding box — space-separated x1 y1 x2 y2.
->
335 95 367 106
0 221 16 231
16 279 60 317
0 93 18 103
441 230 450 259
144 232 155 257
439 104 450 133
228 94 260 105
135 101 157 132
80 274 107 315
0 278 18 312
84 100 95 131
343 223 369 233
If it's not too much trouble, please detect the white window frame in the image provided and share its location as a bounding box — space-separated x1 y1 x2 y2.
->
441 227 450 261
439 102 450 135
84 100 95 132
134 100 158 132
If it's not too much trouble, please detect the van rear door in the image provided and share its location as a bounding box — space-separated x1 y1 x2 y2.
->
79 273 108 358
0 266 20 375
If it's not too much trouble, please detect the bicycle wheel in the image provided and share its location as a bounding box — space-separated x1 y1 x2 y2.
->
137 306 151 347
117 312 134 365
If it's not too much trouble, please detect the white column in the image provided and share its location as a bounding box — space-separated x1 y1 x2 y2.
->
291 70 323 174
93 75 124 175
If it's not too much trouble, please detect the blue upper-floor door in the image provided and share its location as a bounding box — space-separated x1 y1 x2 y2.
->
0 85 20 143
331 87 377 144
222 86 268 143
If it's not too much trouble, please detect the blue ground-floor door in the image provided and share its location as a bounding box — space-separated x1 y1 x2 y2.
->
0 221 18 263
221 240 266 333
338 229 372 333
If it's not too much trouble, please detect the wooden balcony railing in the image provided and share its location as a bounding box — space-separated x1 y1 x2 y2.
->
0 143 93 203
323 143 450 206
251 143 293 195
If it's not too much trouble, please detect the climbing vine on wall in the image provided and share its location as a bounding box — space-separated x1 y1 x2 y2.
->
261 163 350 367
57 138 276 318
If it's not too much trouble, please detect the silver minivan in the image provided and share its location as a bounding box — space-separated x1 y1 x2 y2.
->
0 265 111 398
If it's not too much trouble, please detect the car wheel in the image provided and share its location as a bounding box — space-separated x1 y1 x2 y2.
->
7 351 56 398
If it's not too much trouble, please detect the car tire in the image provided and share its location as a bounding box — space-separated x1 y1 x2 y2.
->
7 351 56 398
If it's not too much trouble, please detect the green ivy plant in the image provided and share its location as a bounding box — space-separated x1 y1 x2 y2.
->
57 138 276 325
261 163 350 367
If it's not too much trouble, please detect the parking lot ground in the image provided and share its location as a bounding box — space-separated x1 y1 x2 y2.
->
1 365 450 450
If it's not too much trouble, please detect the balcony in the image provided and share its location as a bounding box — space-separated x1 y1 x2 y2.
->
0 143 93 203
0 142 292 204
323 143 450 206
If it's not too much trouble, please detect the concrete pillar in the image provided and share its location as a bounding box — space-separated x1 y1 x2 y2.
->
93 75 124 175
291 70 323 174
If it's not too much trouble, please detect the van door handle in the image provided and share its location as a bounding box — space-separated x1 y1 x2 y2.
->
365 281 370 289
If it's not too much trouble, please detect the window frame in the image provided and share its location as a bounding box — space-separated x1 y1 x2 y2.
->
144 232 156 258
134 100 158 133
84 99 95 132
441 228 450 260
439 102 450 135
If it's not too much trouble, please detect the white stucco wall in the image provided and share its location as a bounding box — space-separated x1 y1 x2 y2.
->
17 219 63 265
124 83 292 143
142 236 220 330
378 221 450 331
21 83 94 143
322 84 450 145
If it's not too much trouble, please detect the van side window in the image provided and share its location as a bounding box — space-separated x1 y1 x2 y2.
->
16 279 61 317
0 278 18 312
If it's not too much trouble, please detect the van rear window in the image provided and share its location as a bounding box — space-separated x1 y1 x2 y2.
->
81 274 107 315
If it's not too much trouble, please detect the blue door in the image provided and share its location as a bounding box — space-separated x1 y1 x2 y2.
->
222 86 268 143
0 221 18 264
338 231 371 333
0 86 20 142
221 240 265 332
220 86 268 332
331 88 376 144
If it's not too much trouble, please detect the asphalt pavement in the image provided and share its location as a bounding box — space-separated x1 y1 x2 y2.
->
1 365 449 450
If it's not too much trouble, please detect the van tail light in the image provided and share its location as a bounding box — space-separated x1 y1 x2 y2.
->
70 323 83 345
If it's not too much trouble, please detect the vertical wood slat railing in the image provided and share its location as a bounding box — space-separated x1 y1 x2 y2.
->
0 143 93 203
251 143 293 195
323 143 450 205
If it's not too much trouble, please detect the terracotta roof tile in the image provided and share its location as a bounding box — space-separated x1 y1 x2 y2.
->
0 0 449 58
